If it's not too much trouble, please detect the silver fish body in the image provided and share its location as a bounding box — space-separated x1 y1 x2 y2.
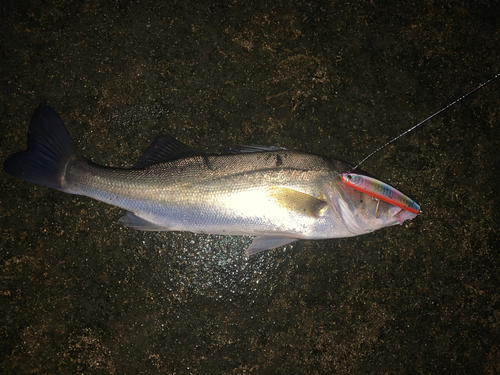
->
4 105 419 255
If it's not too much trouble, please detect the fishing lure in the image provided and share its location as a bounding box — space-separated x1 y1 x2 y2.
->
342 73 499 213
341 173 420 214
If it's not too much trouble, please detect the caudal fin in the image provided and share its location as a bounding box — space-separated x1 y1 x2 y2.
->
3 105 78 192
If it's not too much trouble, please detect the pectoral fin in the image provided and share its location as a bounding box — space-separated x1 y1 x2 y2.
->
266 187 328 218
246 236 299 256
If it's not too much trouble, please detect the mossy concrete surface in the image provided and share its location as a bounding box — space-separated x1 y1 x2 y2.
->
1 1 499 373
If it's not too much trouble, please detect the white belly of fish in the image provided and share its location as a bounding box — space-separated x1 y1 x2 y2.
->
128 186 336 239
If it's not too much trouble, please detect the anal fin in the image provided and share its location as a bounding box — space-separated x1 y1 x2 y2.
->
118 212 170 231
246 236 298 256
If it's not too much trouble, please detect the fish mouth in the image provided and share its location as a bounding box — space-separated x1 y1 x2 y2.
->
391 206 419 225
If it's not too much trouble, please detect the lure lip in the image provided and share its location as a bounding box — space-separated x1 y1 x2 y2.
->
341 172 421 215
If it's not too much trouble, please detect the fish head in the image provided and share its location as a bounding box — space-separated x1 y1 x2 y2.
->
325 176 419 236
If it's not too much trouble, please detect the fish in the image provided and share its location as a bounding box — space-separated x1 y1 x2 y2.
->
3 105 419 255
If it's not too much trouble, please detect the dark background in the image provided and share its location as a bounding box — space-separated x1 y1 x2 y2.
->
1 0 499 373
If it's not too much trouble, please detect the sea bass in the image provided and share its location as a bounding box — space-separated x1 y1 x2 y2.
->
4 105 419 255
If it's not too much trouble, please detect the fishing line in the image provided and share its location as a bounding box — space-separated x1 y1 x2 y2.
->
352 73 500 171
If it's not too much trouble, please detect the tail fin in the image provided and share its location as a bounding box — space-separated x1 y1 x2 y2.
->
3 105 78 192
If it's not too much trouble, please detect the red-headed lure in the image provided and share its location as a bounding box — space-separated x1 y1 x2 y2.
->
340 74 499 216
341 173 421 214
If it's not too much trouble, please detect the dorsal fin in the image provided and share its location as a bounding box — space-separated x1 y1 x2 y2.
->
134 135 201 168
222 144 288 155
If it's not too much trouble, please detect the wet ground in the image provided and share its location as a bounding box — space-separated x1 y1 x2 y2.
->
1 0 499 373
